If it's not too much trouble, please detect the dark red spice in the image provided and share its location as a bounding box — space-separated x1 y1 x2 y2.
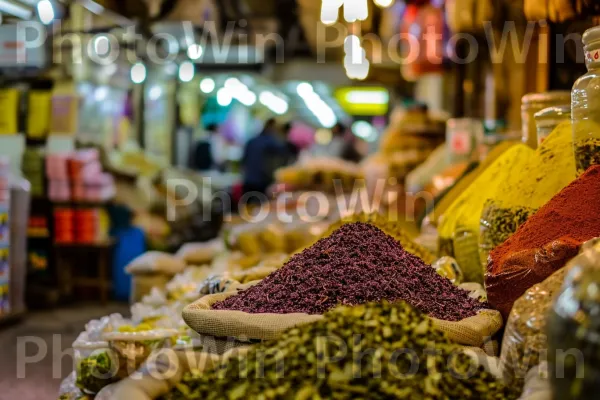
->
486 165 600 320
213 222 487 322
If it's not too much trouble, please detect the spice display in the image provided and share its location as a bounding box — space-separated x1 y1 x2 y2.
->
486 165 600 320
500 267 567 385
547 243 600 400
166 301 517 400
438 144 534 283
480 122 576 267
321 213 436 264
214 223 487 322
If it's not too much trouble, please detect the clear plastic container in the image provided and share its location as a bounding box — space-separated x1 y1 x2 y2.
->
535 105 571 146
572 25 600 176
521 91 571 149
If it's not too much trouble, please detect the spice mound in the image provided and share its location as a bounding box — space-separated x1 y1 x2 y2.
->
322 212 436 264
164 301 517 400
213 222 488 322
486 165 600 319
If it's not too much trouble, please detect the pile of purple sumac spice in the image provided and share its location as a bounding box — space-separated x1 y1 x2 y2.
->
213 222 487 322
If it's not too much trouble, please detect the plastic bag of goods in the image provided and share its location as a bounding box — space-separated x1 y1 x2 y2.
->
500 267 568 385
547 241 600 399
486 165 600 320
175 239 223 266
125 251 186 275
518 363 552 400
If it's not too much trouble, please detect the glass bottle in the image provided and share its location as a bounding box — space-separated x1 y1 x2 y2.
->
534 105 571 146
572 25 600 176
521 91 571 150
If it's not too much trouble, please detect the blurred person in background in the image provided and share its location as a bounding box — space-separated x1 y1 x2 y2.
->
241 118 288 200
336 123 363 163
190 123 222 172
282 122 300 164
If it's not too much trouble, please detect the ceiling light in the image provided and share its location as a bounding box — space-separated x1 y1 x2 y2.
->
187 44 203 60
374 0 394 8
217 88 233 106
200 78 215 94
130 63 146 84
178 61 194 82
37 0 55 24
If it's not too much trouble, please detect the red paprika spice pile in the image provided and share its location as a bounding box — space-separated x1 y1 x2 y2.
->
486 165 600 319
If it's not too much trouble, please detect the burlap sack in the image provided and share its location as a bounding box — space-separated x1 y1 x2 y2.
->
183 291 503 347
182 292 324 342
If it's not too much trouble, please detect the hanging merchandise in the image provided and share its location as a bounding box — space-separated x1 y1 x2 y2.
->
573 25 600 176
27 90 52 139
400 3 446 80
486 165 600 320
50 88 79 135
521 91 570 150
0 89 19 134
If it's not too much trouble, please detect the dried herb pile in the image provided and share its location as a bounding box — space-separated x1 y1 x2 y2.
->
164 301 517 400
213 223 487 322
322 213 435 264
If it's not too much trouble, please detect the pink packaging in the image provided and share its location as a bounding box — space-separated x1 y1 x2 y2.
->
71 149 99 164
46 154 70 180
48 180 71 202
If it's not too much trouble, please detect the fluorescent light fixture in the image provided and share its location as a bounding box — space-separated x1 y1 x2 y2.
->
200 78 215 94
37 0 54 24
178 61 194 82
0 0 33 19
217 88 233 107
259 91 288 115
131 62 146 84
187 43 203 60
345 90 389 105
296 82 314 97
297 84 337 128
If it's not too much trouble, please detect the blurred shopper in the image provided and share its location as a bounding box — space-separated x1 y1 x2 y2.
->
242 118 288 199
326 123 363 163
283 122 301 164
190 124 221 172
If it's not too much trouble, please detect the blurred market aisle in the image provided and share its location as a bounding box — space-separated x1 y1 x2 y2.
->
0 304 128 400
